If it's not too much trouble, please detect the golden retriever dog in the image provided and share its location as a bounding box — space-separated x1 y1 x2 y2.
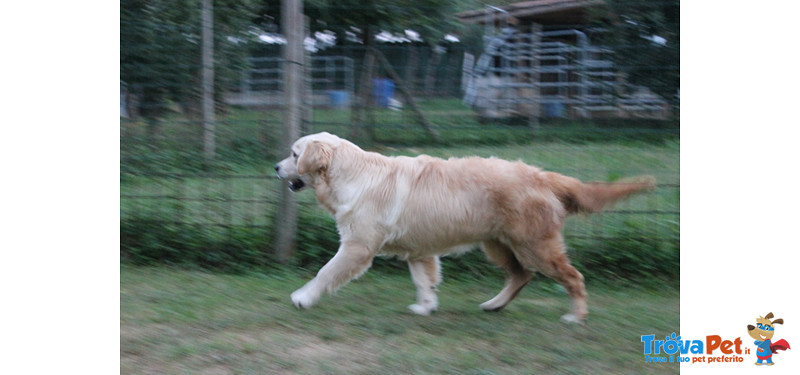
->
275 132 654 323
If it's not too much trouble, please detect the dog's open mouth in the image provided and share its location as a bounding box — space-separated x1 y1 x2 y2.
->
288 178 306 192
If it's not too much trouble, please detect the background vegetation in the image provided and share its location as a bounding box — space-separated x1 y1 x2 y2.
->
121 0 679 119
120 2 679 372
121 99 679 284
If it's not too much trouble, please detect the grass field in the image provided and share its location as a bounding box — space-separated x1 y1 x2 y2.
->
122 100 680 373
121 266 679 374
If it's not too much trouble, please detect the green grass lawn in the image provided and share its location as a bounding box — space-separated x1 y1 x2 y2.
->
121 266 679 374
122 99 680 373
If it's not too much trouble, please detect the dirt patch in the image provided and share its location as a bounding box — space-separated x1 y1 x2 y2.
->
121 322 384 375
262 330 383 374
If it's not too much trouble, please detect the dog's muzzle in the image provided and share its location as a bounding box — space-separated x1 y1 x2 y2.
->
275 164 305 192
288 178 305 192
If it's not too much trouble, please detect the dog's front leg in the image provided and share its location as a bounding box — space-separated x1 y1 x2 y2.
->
407 256 441 315
291 241 375 309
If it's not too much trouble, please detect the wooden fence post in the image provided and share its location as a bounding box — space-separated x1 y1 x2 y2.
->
201 0 215 160
274 0 304 263
530 22 542 129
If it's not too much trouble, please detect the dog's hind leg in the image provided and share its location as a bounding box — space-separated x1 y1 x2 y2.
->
511 233 587 324
479 240 533 312
407 256 441 315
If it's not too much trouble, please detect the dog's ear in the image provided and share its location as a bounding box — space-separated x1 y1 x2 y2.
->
772 318 784 325
765 312 775 320
297 140 332 175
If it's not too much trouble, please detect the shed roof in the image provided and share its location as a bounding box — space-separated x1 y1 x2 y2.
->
456 0 603 26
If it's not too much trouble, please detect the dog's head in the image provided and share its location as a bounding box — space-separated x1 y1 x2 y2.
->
747 312 783 341
275 132 341 192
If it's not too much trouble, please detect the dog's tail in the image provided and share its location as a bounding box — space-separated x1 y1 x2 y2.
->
545 173 656 215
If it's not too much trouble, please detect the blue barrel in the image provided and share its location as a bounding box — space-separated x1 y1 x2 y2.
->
371 79 395 108
328 90 350 108
544 101 566 118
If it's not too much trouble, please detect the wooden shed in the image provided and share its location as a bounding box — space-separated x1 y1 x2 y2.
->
457 0 670 120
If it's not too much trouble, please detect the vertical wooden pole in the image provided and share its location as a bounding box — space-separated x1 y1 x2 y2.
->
275 0 304 263
530 23 541 129
201 0 215 160
301 16 313 135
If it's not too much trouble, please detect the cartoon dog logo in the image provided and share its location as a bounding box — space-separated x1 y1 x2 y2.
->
747 312 791 366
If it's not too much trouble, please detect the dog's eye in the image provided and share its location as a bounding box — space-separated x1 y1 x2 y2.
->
757 324 763 329
292 151 298 158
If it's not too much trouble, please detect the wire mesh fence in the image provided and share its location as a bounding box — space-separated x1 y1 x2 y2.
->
120 3 679 276
120 103 679 276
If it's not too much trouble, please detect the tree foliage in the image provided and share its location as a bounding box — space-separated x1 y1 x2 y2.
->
120 0 256 119
253 0 458 45
593 0 680 107
315 0 456 44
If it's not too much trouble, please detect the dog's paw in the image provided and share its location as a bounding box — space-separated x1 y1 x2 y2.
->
560 313 585 325
290 288 317 309
479 300 505 312
408 303 435 316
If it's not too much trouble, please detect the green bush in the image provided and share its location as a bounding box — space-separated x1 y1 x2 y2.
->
570 219 680 281
120 217 274 273
293 207 339 270
121 207 679 282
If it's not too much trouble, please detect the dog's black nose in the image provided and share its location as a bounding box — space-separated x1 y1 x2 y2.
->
274 164 280 172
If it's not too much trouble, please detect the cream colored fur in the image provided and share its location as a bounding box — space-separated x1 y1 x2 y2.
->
275 132 654 322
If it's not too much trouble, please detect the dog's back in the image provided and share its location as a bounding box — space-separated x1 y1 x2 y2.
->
379 155 654 257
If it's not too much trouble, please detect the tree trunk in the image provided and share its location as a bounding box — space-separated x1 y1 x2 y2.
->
404 45 418 95
274 0 304 263
352 27 376 143
424 45 442 96
201 0 215 161
372 48 440 142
